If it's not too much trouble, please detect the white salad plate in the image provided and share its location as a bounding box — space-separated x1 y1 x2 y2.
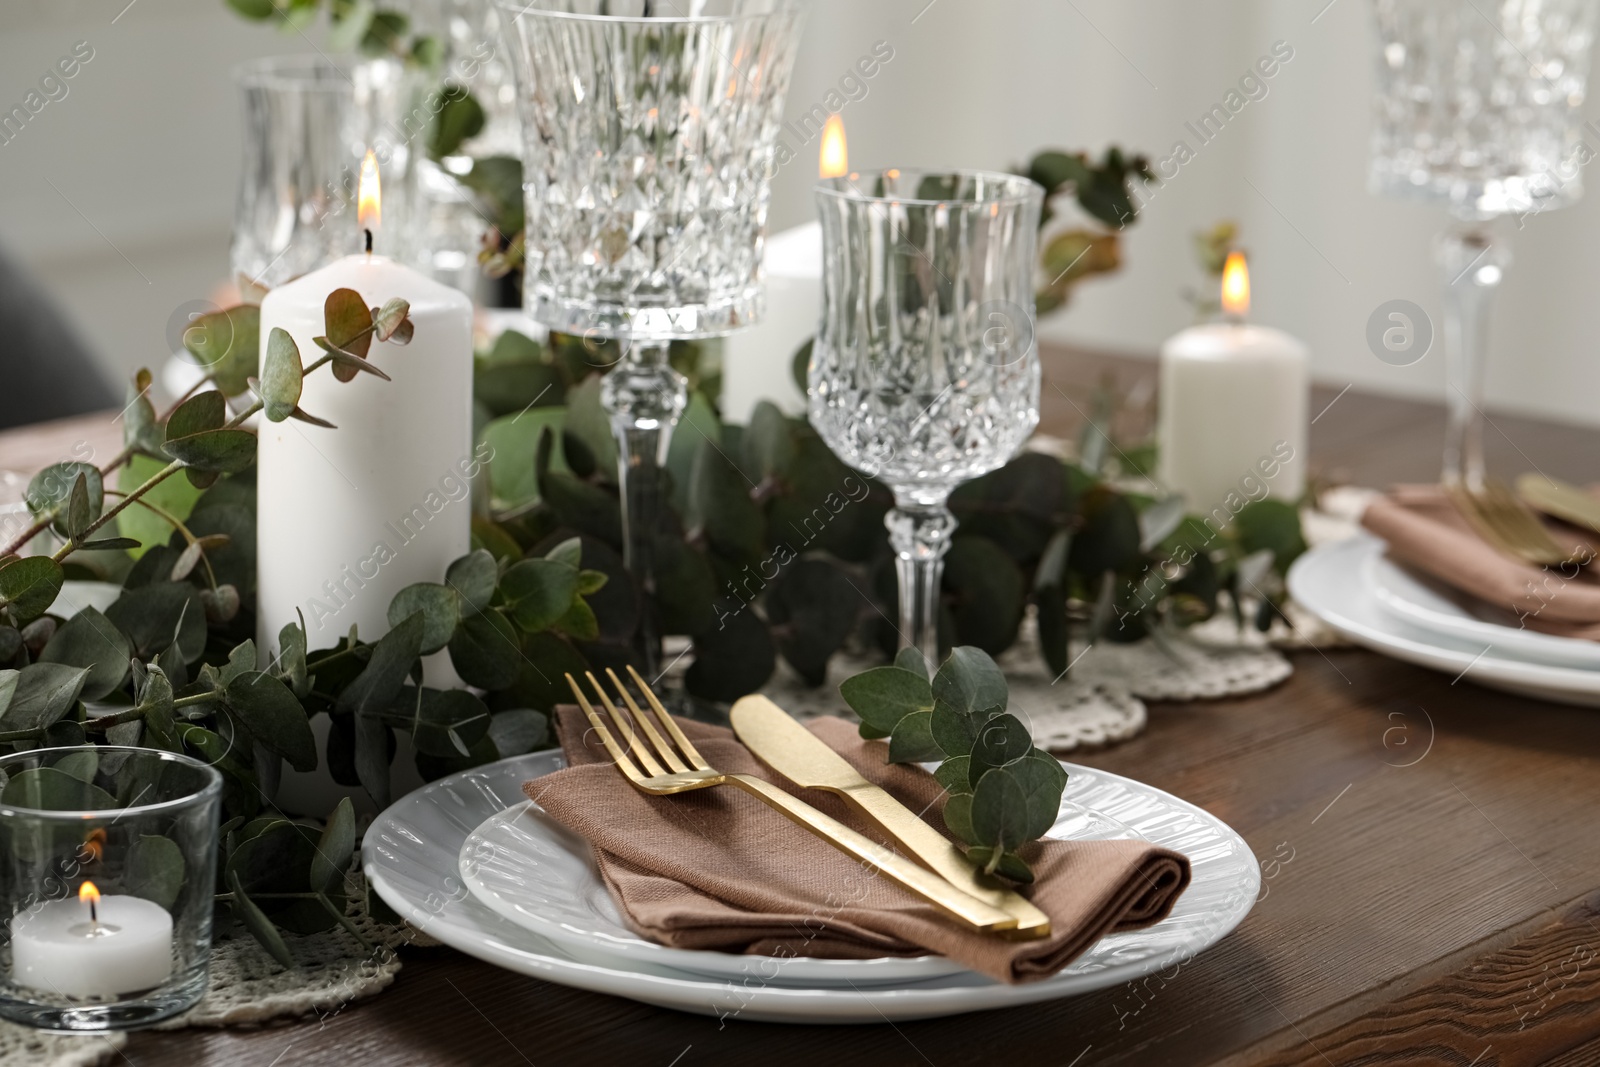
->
1364 547 1600 671
364 749 1260 1023
1289 535 1600 707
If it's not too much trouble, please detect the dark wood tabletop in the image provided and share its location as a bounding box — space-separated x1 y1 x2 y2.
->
6 345 1600 1066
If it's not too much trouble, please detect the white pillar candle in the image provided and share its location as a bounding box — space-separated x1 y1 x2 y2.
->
720 221 819 423
256 252 474 652
11 894 173 997
1156 254 1308 517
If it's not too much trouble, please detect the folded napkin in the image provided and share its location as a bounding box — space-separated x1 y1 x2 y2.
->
1361 484 1600 640
522 707 1191 985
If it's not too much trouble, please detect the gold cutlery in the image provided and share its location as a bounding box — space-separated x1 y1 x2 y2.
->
565 667 1022 935
1514 472 1600 537
1445 479 1580 567
730 694 1051 941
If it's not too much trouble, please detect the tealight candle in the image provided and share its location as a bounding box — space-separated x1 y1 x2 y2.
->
1156 253 1309 516
10 883 173 998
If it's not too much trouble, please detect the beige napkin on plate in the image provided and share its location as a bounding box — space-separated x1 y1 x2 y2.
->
1361 484 1600 640
522 707 1190 985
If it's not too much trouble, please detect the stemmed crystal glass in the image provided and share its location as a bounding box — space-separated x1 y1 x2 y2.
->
809 170 1044 667
1369 0 1599 487
496 0 804 668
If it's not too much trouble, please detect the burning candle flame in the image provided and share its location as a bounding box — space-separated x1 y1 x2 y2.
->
1220 251 1249 318
819 114 847 179
79 881 100 923
358 150 382 233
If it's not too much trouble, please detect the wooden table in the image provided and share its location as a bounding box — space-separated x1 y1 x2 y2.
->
6 347 1600 1066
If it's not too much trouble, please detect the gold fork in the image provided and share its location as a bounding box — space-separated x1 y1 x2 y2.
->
1514 472 1600 537
565 667 1022 935
1445 479 1579 567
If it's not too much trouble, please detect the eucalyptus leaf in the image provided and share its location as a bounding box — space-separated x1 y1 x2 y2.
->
487 708 548 757
2 663 90 733
445 549 497 611
38 606 130 700
408 687 491 758
181 306 259 397
839 666 933 736
371 298 411 341
387 582 460 655
969 712 1033 779
887 710 941 763
262 327 303 423
165 390 226 441
447 610 520 690
106 582 207 662
0 555 64 623
931 646 1008 717
127 835 185 910
227 869 295 969
970 765 1031 853
500 558 579 633
227 670 317 772
1 766 116 811
893 647 929 681
310 796 355 895
934 754 973 796
53 749 97 782
26 462 102 537
323 288 374 365
163 429 256 474
1011 751 1069 840
943 792 977 845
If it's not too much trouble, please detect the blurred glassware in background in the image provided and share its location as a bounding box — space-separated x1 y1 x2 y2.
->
809 169 1044 668
496 0 804 672
231 55 425 296
406 0 524 304
1368 0 1599 487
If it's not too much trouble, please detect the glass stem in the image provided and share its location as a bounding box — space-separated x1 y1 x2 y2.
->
885 498 957 671
601 341 687 675
1436 220 1510 489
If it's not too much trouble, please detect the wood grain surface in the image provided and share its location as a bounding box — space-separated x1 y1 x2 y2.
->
3 344 1599 1066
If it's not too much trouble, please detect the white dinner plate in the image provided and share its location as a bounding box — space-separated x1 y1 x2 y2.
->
1289 535 1600 706
1365 549 1600 670
364 750 1260 1023
456 794 1151 987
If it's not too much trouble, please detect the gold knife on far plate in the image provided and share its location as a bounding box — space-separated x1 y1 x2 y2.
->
1515 472 1600 536
730 695 1051 941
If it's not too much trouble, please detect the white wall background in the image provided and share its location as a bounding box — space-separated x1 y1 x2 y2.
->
4 0 1600 426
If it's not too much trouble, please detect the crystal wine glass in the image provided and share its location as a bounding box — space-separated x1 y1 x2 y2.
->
1369 0 1599 487
810 170 1044 667
232 55 424 295
496 0 804 668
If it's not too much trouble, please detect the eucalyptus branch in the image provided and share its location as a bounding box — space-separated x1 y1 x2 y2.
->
50 400 264 565
317 890 374 952
0 375 216 559
105 491 219 589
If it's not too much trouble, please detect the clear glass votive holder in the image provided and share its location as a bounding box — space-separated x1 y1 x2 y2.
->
0 747 222 1032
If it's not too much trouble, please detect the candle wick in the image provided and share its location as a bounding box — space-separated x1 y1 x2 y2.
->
89 899 97 927
364 228 373 255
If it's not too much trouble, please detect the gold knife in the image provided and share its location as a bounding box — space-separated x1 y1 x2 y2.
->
730 695 1052 941
1515 472 1600 536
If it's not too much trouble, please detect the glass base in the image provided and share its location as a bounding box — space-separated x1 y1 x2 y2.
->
526 285 764 341
0 966 207 1033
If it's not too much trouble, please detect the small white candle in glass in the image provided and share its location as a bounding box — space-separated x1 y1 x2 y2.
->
10 882 174 998
1156 252 1309 515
